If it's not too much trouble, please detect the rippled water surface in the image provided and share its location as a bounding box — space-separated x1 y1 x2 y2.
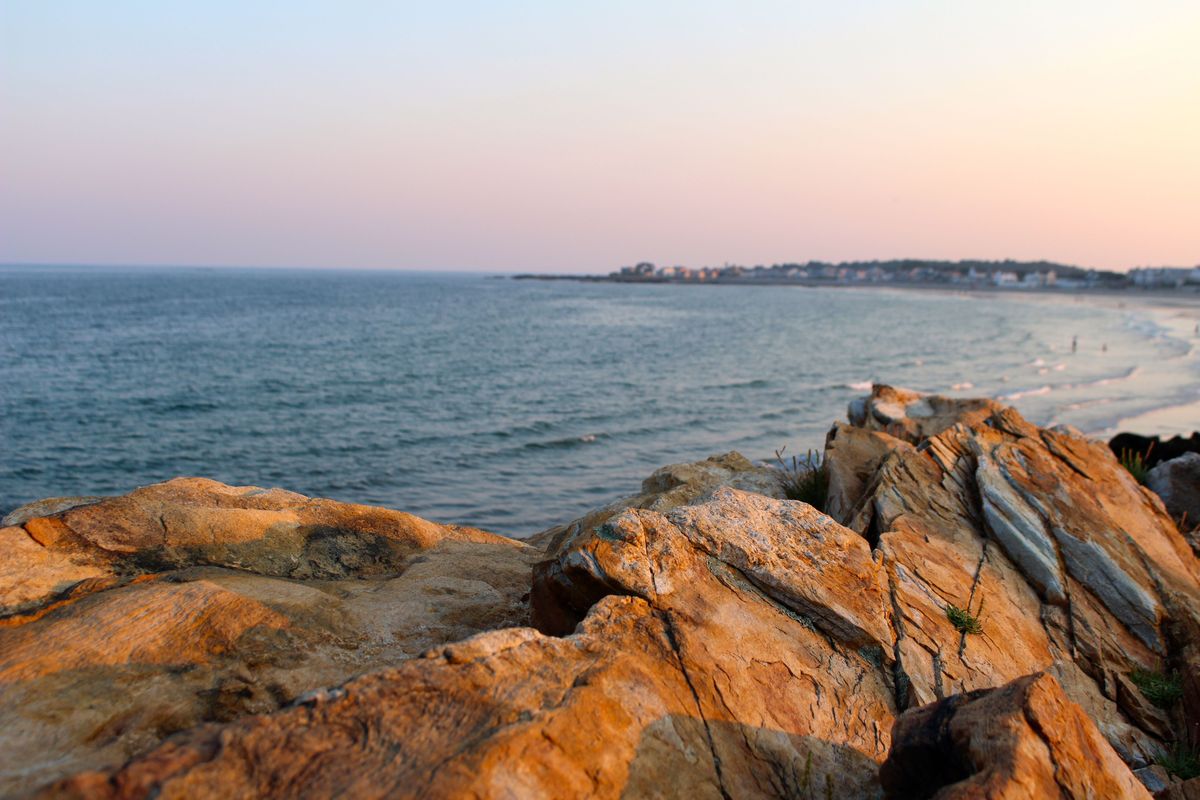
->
2 267 1196 536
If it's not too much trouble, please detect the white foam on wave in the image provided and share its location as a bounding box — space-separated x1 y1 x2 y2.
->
845 381 874 391
951 382 974 391
1030 357 1046 367
1079 365 1140 388
999 385 1053 401
1061 398 1112 412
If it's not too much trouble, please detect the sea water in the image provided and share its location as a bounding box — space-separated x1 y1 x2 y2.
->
2 267 1196 536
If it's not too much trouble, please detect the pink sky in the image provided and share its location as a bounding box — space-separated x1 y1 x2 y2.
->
2 3 1197 272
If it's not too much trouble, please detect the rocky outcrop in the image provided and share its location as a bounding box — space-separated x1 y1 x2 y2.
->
6 388 1200 798
880 672 1151 799
0 478 537 796
827 385 1200 771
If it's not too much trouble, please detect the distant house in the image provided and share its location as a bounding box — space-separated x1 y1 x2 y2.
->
1129 266 1198 288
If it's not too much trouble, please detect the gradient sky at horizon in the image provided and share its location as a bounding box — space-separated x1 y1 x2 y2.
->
3 2 1198 272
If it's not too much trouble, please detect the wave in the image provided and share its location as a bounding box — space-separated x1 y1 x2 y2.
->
998 385 1052 401
1059 398 1113 412
522 433 607 451
1070 365 1140 389
844 381 874 391
950 382 974 391
705 378 771 391
998 365 1143 404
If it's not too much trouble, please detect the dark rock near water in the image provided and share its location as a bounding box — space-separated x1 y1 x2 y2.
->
881 672 1151 799
1110 431 1200 468
1147 452 1200 530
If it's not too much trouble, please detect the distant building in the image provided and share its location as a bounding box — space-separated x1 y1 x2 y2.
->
1129 267 1199 288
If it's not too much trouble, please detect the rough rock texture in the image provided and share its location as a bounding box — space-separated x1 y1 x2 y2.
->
1159 778 1200 800
1147 452 1200 531
880 672 1151 799
826 385 1200 770
43 489 897 800
0 478 536 796
847 383 1002 444
528 450 784 555
8 389 1200 798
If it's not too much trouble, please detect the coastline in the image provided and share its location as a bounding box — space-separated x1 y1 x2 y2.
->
517 274 1200 442
870 285 1200 439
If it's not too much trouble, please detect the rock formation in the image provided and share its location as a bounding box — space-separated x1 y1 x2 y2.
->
4 387 1199 798
880 671 1152 799
0 479 537 795
1147 453 1200 535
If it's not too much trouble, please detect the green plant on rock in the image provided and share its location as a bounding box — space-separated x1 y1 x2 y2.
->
1130 669 1183 709
1119 447 1151 485
945 602 983 636
1157 738 1200 781
774 447 829 511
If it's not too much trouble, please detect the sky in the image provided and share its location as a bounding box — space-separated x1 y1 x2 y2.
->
2 1 1198 272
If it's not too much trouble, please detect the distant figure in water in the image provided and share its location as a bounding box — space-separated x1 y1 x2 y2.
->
1071 335 1077 353
1102 343 1107 353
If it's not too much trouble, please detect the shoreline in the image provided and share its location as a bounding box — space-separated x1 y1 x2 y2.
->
519 275 1200 441
511 272 1200 303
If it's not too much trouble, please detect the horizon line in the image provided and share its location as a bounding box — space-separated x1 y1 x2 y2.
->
7 258 1196 275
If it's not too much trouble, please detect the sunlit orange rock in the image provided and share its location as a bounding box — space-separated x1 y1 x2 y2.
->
880 672 1152 799
6 390 1200 798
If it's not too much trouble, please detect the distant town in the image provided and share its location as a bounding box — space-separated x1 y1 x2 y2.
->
515 260 1200 291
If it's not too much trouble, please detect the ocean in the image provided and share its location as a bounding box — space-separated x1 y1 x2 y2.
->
2 267 1196 537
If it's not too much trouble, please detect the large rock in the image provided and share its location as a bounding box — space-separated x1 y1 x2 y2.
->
38 488 898 799
1147 452 1200 530
880 672 1152 799
0 478 536 796
527 451 783 555
847 384 1002 444
9 389 1200 798
825 389 1200 770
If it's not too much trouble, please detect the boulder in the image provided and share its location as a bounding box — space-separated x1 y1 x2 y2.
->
847 384 1002 444
527 451 783 555
880 672 1152 799
0 478 536 796
1147 452 1200 531
38 488 899 799
825 393 1199 766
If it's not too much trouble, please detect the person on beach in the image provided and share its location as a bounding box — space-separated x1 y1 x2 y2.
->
1072 335 1077 353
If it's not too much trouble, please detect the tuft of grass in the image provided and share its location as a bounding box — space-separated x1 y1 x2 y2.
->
1130 669 1183 709
1157 739 1200 781
774 447 829 511
946 603 983 636
1119 447 1151 485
